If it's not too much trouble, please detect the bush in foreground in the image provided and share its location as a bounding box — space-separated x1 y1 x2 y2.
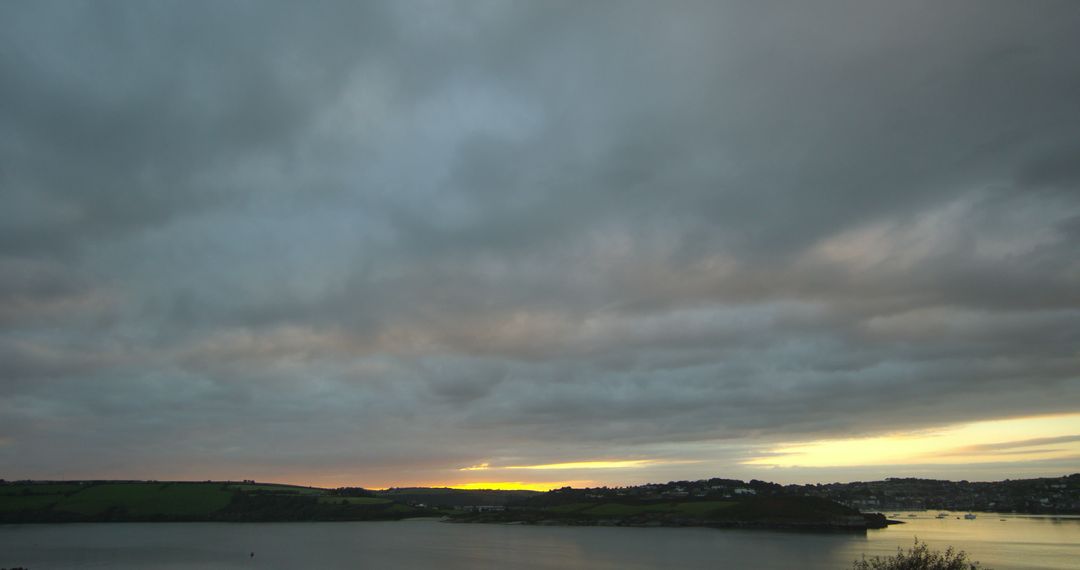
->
853 539 987 570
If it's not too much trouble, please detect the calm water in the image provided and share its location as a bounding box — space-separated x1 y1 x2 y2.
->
1 511 1077 569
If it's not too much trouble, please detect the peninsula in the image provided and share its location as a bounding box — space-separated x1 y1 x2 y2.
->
2 473 1075 529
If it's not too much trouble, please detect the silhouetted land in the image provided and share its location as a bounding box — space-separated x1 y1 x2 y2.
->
450 495 889 530
0 479 885 530
2 473 1075 527
511 474 1079 515
789 474 1080 513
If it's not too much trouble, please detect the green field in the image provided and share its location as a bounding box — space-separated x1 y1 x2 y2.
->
0 482 235 517
317 496 392 505
55 483 234 516
671 501 736 516
0 484 83 496
0 481 422 522
0 494 64 512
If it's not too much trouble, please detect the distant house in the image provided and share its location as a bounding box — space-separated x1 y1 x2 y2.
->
733 488 757 495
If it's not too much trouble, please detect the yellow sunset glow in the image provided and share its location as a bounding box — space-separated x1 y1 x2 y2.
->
744 413 1080 467
448 481 592 491
507 460 662 470
459 459 690 472
459 463 491 471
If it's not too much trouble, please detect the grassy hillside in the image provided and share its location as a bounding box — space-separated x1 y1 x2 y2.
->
0 481 429 523
53 483 232 516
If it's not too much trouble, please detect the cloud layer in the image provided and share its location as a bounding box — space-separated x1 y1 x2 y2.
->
2 1 1078 487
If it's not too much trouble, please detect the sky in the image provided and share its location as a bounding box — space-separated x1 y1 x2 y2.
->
1 0 1078 490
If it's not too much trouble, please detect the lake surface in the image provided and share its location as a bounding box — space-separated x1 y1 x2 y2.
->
1 511 1077 569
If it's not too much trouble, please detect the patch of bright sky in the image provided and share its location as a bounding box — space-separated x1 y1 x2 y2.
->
460 460 678 471
449 481 593 492
743 413 1080 468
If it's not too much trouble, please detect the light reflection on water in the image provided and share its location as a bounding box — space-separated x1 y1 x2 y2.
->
0 512 1077 569
855 511 1080 570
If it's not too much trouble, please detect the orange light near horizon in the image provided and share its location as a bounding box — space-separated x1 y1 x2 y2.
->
459 459 697 471
743 413 1080 468
448 481 593 491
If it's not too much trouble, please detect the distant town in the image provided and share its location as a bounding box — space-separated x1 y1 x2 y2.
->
521 473 1080 514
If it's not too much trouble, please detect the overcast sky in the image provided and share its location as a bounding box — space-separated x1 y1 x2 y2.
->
2 1 1078 489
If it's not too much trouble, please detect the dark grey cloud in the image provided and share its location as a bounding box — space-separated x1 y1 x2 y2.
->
2 0 1078 487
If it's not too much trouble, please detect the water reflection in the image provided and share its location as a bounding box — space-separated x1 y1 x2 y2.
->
852 511 1080 570
0 514 1077 569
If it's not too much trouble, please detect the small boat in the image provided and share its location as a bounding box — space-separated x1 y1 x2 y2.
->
964 513 977 520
